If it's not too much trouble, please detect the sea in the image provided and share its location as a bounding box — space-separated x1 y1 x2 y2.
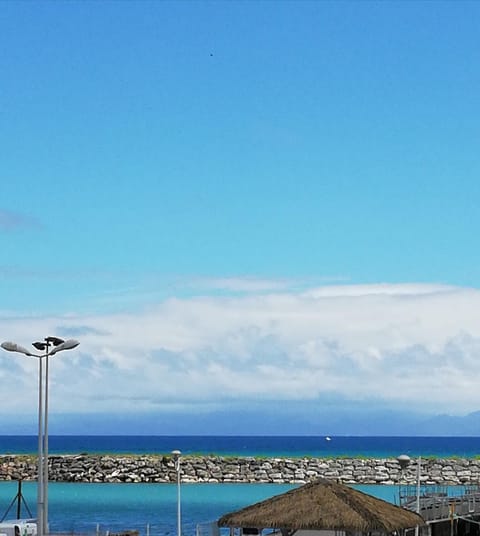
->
0 436 479 536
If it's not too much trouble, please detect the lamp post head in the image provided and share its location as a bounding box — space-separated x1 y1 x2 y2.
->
45 337 65 346
171 449 181 459
2 338 79 358
1 341 37 357
397 454 411 469
49 339 80 355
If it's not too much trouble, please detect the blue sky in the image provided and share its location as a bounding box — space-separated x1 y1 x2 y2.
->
1 1 480 434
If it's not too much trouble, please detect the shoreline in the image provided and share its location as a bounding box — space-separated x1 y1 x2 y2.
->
1 454 480 485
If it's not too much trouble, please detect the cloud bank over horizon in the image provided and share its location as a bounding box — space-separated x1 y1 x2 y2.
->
1 279 479 431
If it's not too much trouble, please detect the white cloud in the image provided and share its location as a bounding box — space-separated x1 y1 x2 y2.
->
189 276 294 292
303 282 456 298
1 282 479 416
187 275 347 293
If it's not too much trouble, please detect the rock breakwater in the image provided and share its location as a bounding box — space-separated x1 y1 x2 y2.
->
1 455 479 485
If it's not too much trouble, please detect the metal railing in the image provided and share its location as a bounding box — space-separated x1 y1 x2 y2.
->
399 484 480 523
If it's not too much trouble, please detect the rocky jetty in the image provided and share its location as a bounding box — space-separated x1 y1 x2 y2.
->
1 455 479 485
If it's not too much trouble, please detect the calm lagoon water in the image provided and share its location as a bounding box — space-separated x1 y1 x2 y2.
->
0 482 464 536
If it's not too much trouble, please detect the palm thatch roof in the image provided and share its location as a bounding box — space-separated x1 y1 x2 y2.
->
218 478 425 533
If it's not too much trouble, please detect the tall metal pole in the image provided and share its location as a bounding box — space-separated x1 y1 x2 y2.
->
43 342 50 535
171 450 181 536
177 456 181 536
37 356 44 536
415 456 421 536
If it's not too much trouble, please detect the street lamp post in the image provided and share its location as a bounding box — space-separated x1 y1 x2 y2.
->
34 337 77 535
397 454 411 507
171 450 182 536
397 454 421 536
1 337 79 536
415 457 422 536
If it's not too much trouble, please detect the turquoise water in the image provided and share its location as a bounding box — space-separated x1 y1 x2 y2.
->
0 482 401 536
1 481 472 536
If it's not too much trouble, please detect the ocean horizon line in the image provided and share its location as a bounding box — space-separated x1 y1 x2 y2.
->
1 435 480 458
2 434 480 437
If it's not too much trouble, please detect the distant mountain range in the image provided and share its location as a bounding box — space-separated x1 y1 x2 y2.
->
1 407 480 436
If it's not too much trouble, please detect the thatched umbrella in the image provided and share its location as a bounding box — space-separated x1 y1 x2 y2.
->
218 478 425 534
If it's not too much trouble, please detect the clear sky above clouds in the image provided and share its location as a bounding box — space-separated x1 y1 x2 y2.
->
1 1 480 434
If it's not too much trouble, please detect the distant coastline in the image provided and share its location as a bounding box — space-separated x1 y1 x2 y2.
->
1 454 479 485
